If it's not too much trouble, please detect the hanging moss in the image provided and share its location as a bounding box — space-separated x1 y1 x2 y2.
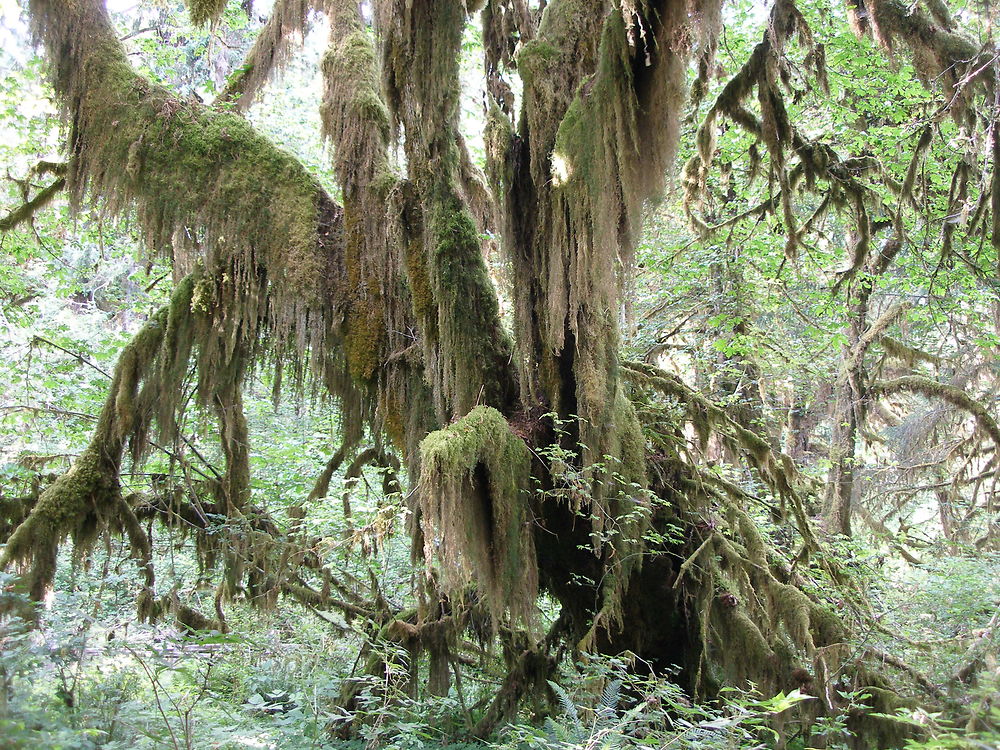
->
873 376 1000 447
417 406 536 624
29 0 344 388
403 230 436 335
185 0 227 26
320 10 392 193
342 203 388 382
218 0 311 110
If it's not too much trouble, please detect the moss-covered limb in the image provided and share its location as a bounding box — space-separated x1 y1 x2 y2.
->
865 0 990 93
872 375 1000 447
321 0 393 196
214 374 251 514
28 0 349 376
0 176 65 231
427 188 518 417
361 1 517 419
0 299 172 599
417 406 536 624
880 335 942 369
622 359 817 547
306 443 353 501
845 300 908 374
216 0 313 111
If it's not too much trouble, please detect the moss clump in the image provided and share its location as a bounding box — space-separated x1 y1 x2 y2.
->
186 0 227 26
418 406 536 624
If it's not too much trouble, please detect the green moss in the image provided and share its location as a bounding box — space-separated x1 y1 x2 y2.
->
724 606 776 683
341 203 387 382
418 406 536 623
321 24 392 190
515 40 561 85
807 601 845 645
186 0 227 26
344 308 385 382
771 582 814 647
428 189 515 414
404 234 436 335
46 11 331 362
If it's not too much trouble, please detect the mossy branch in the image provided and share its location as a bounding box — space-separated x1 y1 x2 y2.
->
0 176 65 231
622 359 816 547
29 0 346 357
0 302 172 599
871 376 1000 447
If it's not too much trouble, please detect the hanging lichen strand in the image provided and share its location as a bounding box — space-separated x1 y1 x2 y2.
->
376 0 517 421
417 406 537 624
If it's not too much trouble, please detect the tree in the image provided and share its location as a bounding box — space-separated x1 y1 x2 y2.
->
2 0 997 742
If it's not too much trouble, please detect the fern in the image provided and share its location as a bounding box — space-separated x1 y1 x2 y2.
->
596 677 622 729
547 679 584 740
